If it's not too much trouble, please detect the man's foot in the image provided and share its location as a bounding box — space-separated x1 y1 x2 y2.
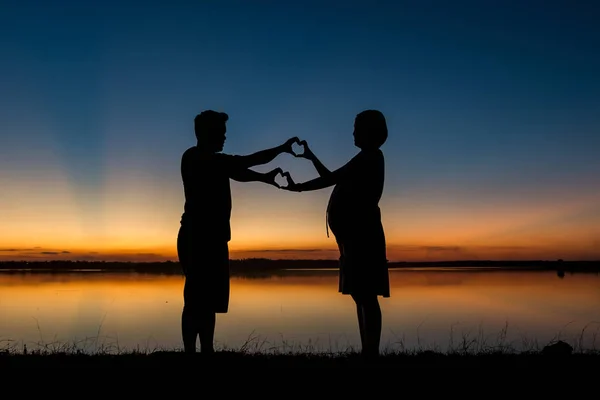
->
361 349 380 362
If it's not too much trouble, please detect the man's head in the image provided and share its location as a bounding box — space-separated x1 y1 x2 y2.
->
353 109 388 150
194 110 229 152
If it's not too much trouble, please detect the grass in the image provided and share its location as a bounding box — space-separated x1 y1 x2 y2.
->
2 322 599 369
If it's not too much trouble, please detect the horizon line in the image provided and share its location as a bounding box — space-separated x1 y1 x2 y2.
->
1 258 598 263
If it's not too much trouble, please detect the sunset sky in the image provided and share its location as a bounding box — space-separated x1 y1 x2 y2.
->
1 1 599 262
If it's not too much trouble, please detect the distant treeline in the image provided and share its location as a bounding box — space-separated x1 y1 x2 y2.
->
0 258 599 274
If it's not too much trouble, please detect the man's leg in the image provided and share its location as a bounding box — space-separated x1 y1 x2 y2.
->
181 304 198 353
182 276 201 353
198 312 216 354
178 228 198 353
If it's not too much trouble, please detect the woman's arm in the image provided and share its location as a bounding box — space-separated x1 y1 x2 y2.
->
296 140 331 177
283 157 355 192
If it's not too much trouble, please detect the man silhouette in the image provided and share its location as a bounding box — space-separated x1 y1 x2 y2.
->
177 110 298 354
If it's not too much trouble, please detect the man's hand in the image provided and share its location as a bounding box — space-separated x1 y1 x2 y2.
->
280 137 301 155
263 167 284 188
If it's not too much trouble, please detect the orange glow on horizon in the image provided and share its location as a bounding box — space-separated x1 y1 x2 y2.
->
1 240 599 262
2 161 599 262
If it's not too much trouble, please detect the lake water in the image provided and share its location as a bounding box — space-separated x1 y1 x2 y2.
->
1 268 599 354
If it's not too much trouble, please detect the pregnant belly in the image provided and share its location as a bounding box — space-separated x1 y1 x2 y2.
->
328 208 381 238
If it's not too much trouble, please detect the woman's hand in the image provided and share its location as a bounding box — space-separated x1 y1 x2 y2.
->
280 137 301 156
294 140 316 161
263 167 284 188
279 171 302 192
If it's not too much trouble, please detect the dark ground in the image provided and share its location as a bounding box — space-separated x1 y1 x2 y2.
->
2 350 599 370
2 351 597 398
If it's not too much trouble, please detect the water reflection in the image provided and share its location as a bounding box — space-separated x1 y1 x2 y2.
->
0 269 598 353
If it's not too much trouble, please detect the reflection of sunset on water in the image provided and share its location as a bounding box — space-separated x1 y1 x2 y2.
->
1 270 598 352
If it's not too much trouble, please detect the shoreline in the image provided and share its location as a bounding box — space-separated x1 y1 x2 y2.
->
0 259 598 275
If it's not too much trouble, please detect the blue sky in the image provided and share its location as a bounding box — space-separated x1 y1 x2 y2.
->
1 0 599 261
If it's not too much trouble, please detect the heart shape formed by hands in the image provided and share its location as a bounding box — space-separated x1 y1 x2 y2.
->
274 170 295 189
281 171 295 188
291 140 307 158
273 170 289 188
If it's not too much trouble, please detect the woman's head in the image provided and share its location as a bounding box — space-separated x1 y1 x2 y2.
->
353 110 388 150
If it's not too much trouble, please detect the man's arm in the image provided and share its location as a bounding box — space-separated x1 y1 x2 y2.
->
230 168 269 184
235 137 299 169
230 166 283 188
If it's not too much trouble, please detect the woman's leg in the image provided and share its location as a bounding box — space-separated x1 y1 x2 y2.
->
364 295 382 356
352 293 382 357
351 293 367 351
